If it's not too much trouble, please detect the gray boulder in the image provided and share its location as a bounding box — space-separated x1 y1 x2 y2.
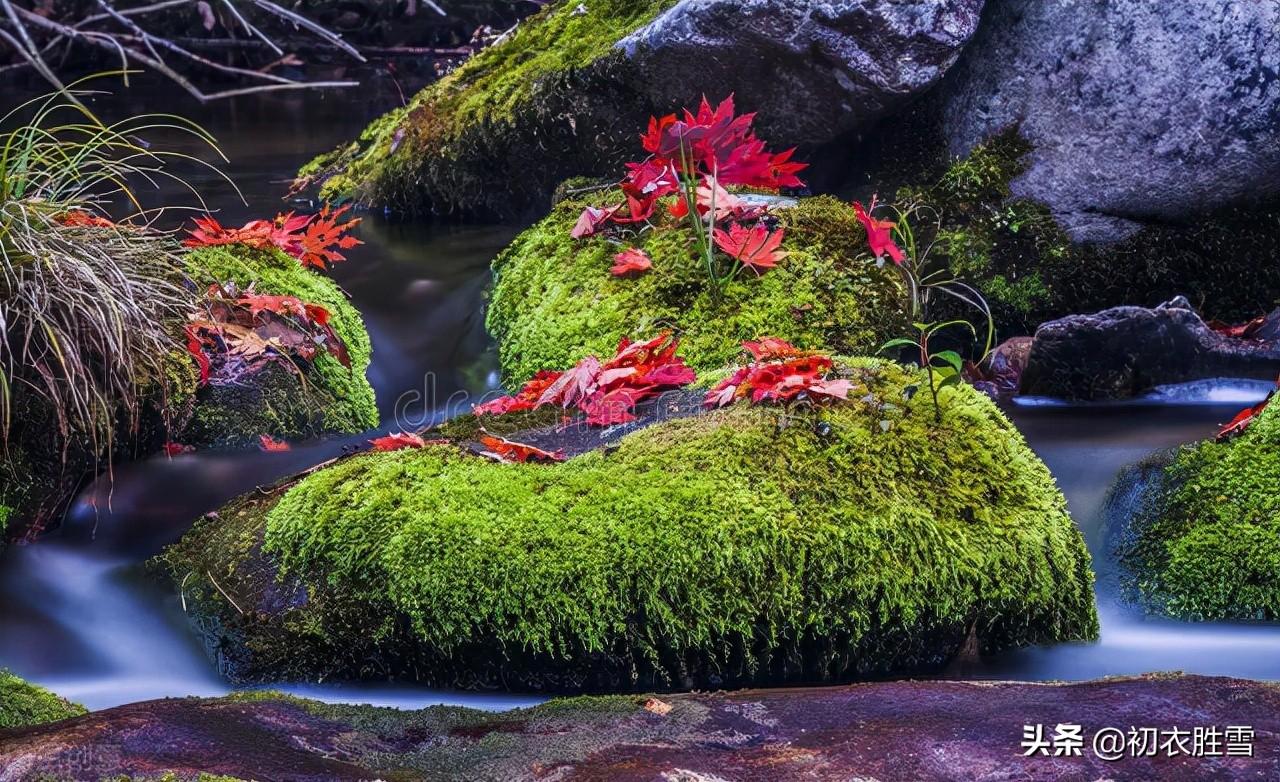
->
938 0 1280 242
1020 297 1280 400
622 0 986 144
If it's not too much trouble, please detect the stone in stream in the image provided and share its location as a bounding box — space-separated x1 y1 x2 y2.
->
157 359 1096 688
299 0 985 216
2 675 1280 780
1018 297 1280 401
934 0 1280 243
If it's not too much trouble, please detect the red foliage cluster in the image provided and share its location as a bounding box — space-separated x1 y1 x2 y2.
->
1207 314 1269 340
474 332 696 426
571 96 804 279
55 210 116 228
704 339 853 409
852 196 905 265
184 283 350 386
611 248 653 277
1217 381 1278 441
479 433 566 464
258 434 291 452
184 205 362 270
369 431 429 452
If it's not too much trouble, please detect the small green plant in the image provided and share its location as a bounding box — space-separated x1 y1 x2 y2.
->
871 201 996 422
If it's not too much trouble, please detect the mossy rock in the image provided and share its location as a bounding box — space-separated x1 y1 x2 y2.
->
899 130 1280 336
178 245 378 447
0 243 376 539
0 671 86 729
1115 402 1280 621
487 195 906 386
301 0 676 217
160 359 1097 688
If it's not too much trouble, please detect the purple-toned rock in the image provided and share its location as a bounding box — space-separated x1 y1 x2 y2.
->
2 675 1279 781
1020 297 1280 400
938 0 1280 242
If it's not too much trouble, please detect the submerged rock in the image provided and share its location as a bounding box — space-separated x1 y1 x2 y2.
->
1018 297 1280 401
3 675 1279 780
301 0 983 216
937 0 1280 242
159 359 1097 687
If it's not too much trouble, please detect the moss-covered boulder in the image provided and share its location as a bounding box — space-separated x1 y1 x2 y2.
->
1114 403 1280 621
487 195 905 386
0 671 86 729
160 359 1097 688
178 245 378 447
300 0 983 217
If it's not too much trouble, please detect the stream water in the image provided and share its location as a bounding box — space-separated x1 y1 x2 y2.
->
1 85 1277 712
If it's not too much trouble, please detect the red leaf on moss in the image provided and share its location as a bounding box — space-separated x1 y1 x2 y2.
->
571 205 622 239
713 223 787 273
705 342 845 409
258 434 291 452
296 205 362 270
478 433 565 464
852 198 905 265
611 248 653 277
580 387 642 426
370 431 427 451
1207 315 1268 340
537 356 602 409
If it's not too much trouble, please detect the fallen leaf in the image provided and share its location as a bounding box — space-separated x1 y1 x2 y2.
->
370 432 428 451
259 434 291 452
643 698 673 716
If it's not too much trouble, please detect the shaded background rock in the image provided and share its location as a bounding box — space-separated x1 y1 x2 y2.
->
1019 297 1280 400
937 0 1280 242
621 0 985 145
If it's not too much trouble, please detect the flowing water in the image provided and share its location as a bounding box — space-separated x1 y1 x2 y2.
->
0 85 1277 712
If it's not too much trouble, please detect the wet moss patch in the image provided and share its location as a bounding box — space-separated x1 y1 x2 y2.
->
0 671 86 729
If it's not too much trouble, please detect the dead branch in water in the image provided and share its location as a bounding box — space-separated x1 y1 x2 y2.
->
0 0 377 101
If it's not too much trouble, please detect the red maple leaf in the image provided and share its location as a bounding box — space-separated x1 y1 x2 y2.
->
370 431 428 451
611 248 653 277
296 205 362 270
184 324 211 385
258 434 291 452
571 205 622 239
1207 315 1268 340
162 442 194 457
478 433 565 464
712 223 787 273
852 198 905 265
743 337 810 361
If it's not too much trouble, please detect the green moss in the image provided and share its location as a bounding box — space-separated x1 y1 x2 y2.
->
903 130 1280 335
1119 403 1280 621
487 195 906 386
165 360 1096 686
0 671 86 729
305 0 676 214
179 245 377 445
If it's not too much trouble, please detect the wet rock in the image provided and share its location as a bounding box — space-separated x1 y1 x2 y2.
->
1020 297 1280 400
3 675 1280 781
621 0 985 145
937 0 1280 242
308 0 985 216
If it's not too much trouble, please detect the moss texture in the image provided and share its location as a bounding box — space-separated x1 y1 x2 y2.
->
161 359 1097 688
1118 403 1280 621
301 0 676 216
487 195 906 386
0 671 86 729
179 245 378 447
902 131 1280 336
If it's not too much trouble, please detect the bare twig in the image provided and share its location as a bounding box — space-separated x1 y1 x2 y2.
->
248 0 365 63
